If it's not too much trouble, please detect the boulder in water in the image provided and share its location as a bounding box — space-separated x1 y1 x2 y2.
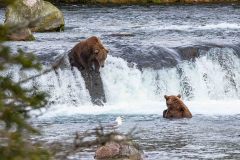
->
5 0 64 32
95 134 143 160
6 26 35 41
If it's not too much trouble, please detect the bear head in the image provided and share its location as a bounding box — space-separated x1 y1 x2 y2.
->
164 94 181 106
91 36 109 68
163 94 192 118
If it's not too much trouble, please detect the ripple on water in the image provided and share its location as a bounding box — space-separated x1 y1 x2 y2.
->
33 114 240 159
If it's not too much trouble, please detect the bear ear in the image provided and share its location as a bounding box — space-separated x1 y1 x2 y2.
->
164 95 168 100
177 94 181 98
94 49 99 54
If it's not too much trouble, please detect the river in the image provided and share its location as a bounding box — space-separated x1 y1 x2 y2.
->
1 4 240 159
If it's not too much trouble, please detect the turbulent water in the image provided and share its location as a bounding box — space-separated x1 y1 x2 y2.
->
1 4 240 159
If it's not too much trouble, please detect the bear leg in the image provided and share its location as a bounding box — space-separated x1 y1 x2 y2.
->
93 59 100 72
163 109 167 118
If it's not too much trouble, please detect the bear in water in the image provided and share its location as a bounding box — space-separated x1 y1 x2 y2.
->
68 36 108 72
163 94 192 119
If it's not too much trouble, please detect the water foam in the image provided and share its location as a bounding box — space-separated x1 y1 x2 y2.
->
14 47 240 118
37 100 240 118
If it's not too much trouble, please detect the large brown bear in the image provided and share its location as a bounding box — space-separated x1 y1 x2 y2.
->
68 36 108 72
163 94 192 119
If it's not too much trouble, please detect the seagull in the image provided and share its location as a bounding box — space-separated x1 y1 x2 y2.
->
104 116 124 130
115 116 123 127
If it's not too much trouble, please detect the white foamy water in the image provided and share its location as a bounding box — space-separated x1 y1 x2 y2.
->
37 100 240 118
21 47 239 118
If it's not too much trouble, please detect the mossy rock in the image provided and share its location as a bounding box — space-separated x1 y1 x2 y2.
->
6 27 35 41
5 0 64 32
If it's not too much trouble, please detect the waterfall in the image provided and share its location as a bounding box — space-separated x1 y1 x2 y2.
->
6 46 240 117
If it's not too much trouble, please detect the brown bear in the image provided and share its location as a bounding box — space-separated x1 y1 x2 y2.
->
68 36 108 72
163 94 192 119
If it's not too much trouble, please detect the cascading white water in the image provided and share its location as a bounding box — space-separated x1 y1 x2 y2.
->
13 47 240 117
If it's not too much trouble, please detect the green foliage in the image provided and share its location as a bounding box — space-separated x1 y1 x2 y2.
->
0 25 9 42
0 1 51 159
0 131 51 160
0 36 51 160
152 0 162 3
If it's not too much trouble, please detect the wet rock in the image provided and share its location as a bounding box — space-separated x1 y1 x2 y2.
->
6 27 35 41
175 43 239 61
5 0 64 32
178 47 201 61
176 45 210 61
108 32 135 37
114 45 181 70
80 70 106 106
95 135 143 160
111 43 240 70
95 142 120 159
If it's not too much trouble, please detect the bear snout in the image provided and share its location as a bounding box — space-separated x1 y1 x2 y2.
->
166 101 173 105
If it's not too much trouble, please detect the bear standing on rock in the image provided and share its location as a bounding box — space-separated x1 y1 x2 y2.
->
163 94 192 119
68 36 108 72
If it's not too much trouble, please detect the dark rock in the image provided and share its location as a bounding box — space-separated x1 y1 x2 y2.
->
108 33 135 37
113 43 240 70
80 70 106 106
113 45 181 70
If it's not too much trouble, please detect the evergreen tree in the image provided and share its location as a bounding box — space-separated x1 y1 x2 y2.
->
0 1 51 159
